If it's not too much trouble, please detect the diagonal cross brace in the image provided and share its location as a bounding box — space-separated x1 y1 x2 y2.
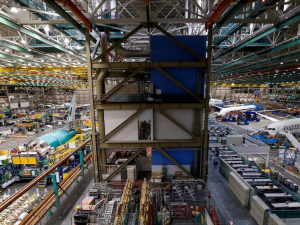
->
157 147 194 178
154 67 202 102
155 24 206 62
93 24 143 62
101 109 145 142
155 108 200 141
99 67 144 102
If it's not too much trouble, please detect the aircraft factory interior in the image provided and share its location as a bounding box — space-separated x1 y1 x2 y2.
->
1 0 300 225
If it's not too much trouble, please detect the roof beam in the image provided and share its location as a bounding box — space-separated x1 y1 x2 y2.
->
0 16 86 61
206 0 231 30
214 38 300 71
42 0 96 43
0 40 69 65
213 11 300 61
0 52 41 66
212 0 248 35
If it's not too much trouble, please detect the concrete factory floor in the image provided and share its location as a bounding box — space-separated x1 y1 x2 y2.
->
50 158 257 225
222 117 272 134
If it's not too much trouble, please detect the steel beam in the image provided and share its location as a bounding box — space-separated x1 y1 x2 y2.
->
95 103 205 109
104 148 144 181
201 28 212 182
212 0 248 35
85 28 100 182
155 24 205 62
101 109 145 142
91 0 107 16
99 68 144 102
155 67 202 102
0 52 41 66
214 38 300 72
42 0 96 43
91 18 277 24
93 61 207 68
213 12 300 61
101 140 202 148
155 109 199 140
56 0 92 32
0 40 68 65
0 16 86 61
93 24 143 62
206 0 231 30
157 147 194 178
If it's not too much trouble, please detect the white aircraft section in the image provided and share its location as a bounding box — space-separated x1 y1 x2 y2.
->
68 94 76 123
209 98 224 106
256 113 279 122
278 131 300 149
216 105 257 117
265 118 300 135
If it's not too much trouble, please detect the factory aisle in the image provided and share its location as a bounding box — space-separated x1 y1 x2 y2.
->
48 165 95 225
207 160 257 225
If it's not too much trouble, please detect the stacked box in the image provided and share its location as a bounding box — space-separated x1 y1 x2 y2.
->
127 167 136 182
229 172 250 206
250 195 269 225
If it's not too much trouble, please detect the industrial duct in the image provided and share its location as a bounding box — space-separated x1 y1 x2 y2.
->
114 44 151 58
96 33 108 99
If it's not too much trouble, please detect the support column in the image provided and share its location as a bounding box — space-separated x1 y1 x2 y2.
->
75 151 84 177
266 153 269 168
200 28 212 182
48 174 60 208
85 28 100 182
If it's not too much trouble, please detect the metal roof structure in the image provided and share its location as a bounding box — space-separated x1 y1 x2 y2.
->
0 1 298 85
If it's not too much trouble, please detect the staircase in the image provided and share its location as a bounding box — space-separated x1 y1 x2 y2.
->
38 177 47 188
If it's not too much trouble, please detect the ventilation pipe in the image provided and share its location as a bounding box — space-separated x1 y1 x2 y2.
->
114 43 151 58
96 32 109 175
96 33 108 99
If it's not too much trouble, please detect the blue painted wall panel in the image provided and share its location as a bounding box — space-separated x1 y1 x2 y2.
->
151 35 206 95
152 150 194 166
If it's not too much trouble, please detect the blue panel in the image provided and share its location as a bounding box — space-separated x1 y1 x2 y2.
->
152 150 194 166
150 35 206 95
151 36 207 61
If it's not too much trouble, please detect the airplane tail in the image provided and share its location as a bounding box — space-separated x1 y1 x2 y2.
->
67 94 76 123
254 92 260 104
254 87 265 104
222 94 227 102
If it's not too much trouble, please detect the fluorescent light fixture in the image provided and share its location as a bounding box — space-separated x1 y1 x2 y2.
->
41 59 44 62
21 39 26 44
28 63 31 65
44 26 50 32
25 55 29 57
57 54 61 57
11 7 18 13
5 49 9 52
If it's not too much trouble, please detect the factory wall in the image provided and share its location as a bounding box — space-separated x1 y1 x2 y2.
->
104 108 195 141
104 109 138 141
74 89 90 104
153 109 194 140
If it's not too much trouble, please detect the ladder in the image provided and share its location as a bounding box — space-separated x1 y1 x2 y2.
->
38 177 47 188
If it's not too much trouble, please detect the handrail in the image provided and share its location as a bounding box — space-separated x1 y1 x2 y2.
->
0 138 91 212
20 152 92 225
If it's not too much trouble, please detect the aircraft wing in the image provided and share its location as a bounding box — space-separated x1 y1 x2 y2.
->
256 112 279 122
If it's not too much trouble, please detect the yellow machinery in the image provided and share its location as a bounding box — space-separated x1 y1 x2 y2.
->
114 179 133 225
49 134 84 165
138 178 150 225
11 152 38 165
